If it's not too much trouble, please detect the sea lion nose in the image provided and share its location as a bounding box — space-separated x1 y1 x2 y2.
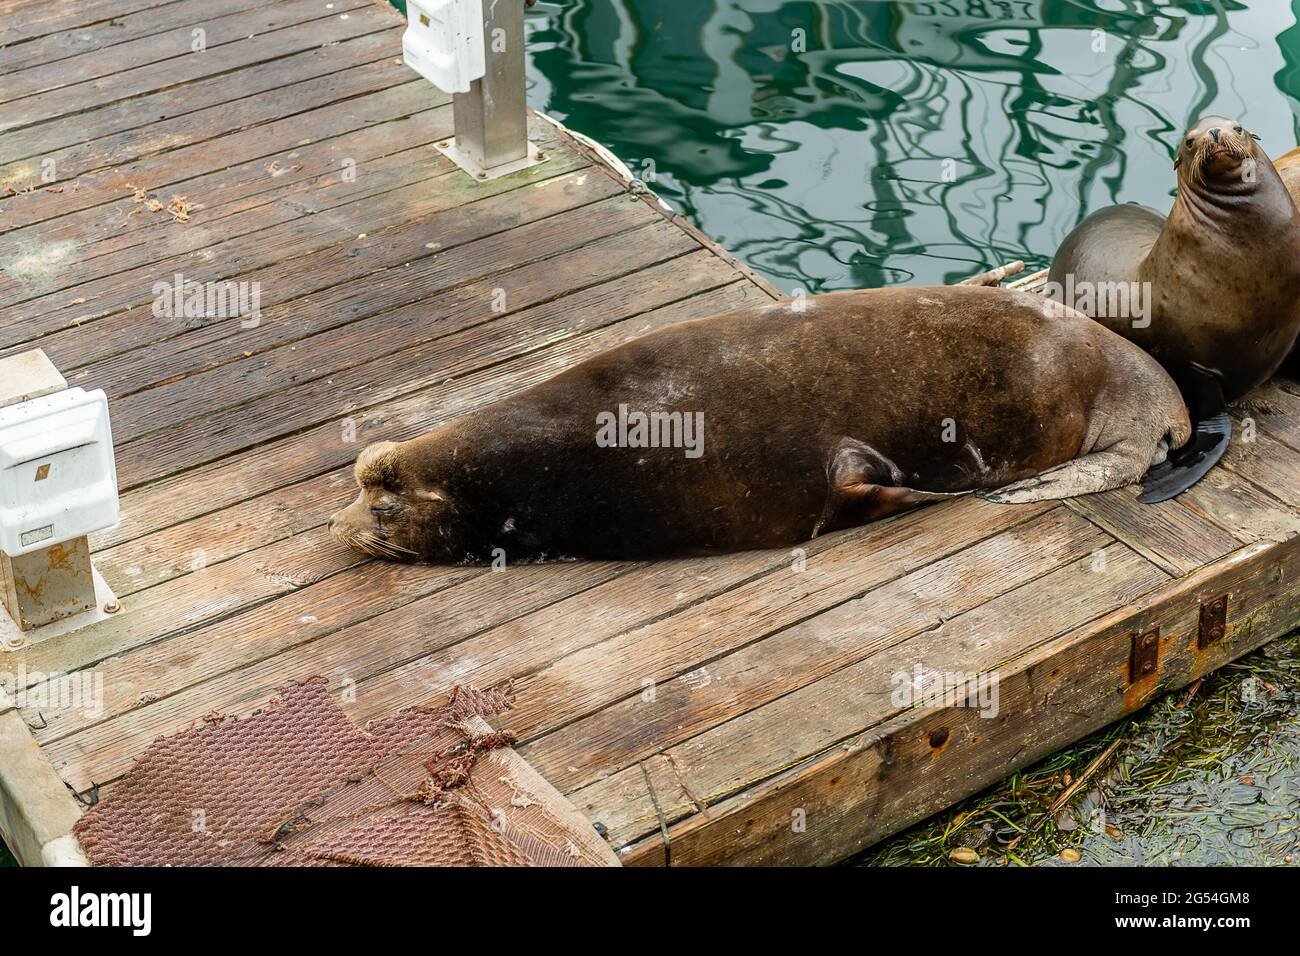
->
1209 127 1222 143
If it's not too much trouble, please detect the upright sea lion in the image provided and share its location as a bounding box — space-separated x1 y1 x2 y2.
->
1047 116 1300 499
329 285 1190 564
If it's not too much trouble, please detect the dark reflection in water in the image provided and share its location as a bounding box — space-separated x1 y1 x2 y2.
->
525 0 1300 291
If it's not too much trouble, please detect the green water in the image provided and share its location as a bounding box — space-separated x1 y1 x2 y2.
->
524 0 1300 291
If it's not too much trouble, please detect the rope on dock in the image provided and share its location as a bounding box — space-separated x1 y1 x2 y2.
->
958 260 1026 286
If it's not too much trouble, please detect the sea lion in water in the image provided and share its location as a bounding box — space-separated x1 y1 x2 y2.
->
329 285 1189 564
1047 116 1300 499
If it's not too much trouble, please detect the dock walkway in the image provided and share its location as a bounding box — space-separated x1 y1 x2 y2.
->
1 0 1298 866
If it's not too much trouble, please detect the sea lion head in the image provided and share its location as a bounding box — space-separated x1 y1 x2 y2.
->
328 440 456 563
1175 115 1262 187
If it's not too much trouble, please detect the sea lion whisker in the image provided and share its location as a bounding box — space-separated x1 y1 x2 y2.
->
362 535 409 559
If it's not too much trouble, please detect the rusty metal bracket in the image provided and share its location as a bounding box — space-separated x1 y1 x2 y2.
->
1197 594 1229 649
1128 626 1160 684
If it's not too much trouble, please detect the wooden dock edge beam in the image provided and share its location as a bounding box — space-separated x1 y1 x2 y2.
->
621 534 1300 866
0 688 87 866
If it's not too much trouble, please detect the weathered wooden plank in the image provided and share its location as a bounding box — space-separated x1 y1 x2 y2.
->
0 0 179 49
566 754 696 859
109 208 690 443
14 125 576 370
87 166 622 400
1176 464 1300 546
3 102 442 261
1064 490 1242 576
1 526 362 684
18 50 416 204
1 120 584 353
0 27 404 172
0 0 381 121
647 543 1163 814
520 508 1111 793
0 82 437 248
1221 427 1300 510
38 559 635 790
0 128 453 311
0 0 277 77
0 78 430 231
1059 383 1300 575
1240 379 1300 450
28 555 514 743
629 537 1300 866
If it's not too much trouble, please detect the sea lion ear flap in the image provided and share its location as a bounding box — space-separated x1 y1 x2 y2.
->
355 441 401 489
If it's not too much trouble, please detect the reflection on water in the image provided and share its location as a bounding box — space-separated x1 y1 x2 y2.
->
525 0 1300 290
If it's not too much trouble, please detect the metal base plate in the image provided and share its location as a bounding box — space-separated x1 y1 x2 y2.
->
434 138 548 181
0 565 118 652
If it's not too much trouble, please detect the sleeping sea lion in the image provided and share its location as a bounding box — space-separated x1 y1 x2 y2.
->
1047 115 1300 500
328 285 1190 564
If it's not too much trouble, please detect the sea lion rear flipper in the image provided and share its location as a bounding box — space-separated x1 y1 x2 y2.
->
1137 369 1231 504
1136 413 1231 503
811 438 964 537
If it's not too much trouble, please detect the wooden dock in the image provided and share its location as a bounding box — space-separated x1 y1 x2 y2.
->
2 0 1299 867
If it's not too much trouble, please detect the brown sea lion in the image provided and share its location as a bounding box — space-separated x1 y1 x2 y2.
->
1049 116 1300 403
1276 145 1300 203
1047 116 1300 500
1274 145 1300 377
328 285 1190 564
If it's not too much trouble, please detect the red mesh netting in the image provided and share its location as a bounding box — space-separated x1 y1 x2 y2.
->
73 678 617 867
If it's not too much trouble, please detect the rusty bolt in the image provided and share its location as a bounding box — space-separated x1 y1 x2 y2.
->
104 600 122 614
1142 660 1156 675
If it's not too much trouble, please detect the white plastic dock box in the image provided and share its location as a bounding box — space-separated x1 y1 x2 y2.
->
402 0 485 94
0 349 120 635
0 387 119 558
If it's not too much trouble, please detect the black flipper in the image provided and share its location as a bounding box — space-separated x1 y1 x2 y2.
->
1137 367 1230 504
